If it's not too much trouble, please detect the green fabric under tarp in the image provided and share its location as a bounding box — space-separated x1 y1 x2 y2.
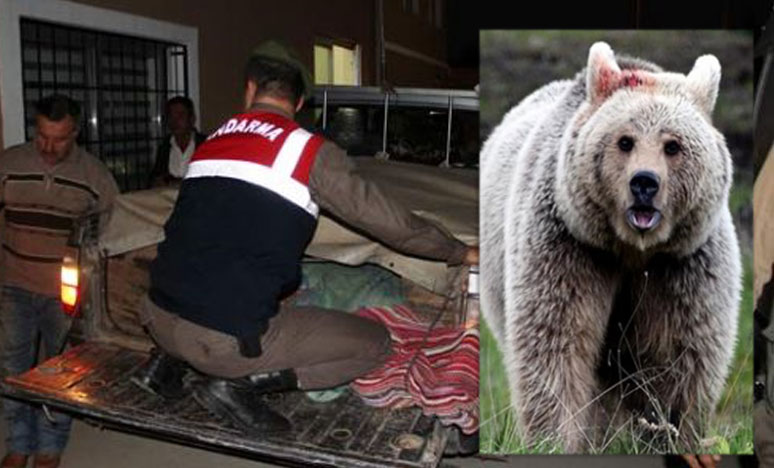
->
291 262 405 312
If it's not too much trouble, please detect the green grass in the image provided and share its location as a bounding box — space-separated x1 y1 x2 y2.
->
729 176 753 216
479 319 519 453
710 254 755 454
479 256 755 454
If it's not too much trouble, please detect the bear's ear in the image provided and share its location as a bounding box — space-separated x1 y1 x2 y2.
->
586 42 621 105
686 54 721 116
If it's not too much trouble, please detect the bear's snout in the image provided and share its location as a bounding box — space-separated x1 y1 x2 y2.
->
627 170 663 233
629 170 660 205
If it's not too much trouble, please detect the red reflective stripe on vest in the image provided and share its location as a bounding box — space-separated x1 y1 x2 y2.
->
185 111 323 217
292 135 325 184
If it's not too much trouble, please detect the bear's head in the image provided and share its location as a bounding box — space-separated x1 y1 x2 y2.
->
555 42 732 258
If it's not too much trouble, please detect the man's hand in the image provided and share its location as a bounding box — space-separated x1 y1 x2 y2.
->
463 246 479 266
681 455 721 468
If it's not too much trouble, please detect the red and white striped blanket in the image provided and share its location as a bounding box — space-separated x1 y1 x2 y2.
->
351 305 479 434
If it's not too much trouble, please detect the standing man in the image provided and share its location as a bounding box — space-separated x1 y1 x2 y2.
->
756 10 774 468
148 96 207 188
136 41 478 433
0 95 118 468
756 143 774 468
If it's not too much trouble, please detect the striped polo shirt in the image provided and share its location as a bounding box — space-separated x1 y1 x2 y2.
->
0 142 118 297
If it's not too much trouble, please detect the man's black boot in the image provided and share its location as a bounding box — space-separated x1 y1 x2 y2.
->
193 378 292 434
131 348 189 399
242 369 299 394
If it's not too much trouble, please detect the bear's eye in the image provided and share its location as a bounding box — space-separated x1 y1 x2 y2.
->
617 136 634 152
664 140 681 156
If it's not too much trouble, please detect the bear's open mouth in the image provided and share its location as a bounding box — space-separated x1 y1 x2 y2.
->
627 206 662 233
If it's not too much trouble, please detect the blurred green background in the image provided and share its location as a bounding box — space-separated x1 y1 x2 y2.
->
479 30 754 454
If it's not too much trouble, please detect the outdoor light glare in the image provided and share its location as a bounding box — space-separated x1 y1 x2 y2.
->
61 263 79 287
61 285 78 308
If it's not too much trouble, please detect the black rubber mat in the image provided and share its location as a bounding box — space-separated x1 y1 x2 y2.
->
1 341 446 467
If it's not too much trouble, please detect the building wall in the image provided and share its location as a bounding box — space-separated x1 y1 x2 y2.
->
68 0 378 133
0 80 4 149
382 0 449 88
447 67 478 90
0 0 458 143
384 50 447 88
384 0 445 61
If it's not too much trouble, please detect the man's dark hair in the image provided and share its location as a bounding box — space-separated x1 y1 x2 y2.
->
165 96 195 116
244 56 305 105
35 94 81 123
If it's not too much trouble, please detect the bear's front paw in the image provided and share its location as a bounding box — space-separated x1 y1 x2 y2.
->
636 416 679 438
637 403 681 440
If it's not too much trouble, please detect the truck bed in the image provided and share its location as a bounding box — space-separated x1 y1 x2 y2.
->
1 341 447 467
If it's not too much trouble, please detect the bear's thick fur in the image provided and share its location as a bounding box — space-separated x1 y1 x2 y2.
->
481 42 740 452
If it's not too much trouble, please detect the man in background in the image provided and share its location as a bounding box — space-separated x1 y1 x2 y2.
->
148 96 206 188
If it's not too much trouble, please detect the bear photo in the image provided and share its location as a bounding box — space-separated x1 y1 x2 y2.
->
479 31 752 454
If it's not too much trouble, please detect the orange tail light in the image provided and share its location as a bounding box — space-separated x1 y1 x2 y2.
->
61 256 80 317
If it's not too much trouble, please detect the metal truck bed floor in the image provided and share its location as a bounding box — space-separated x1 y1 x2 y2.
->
0 342 446 467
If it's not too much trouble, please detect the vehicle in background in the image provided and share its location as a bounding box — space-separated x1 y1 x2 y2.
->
300 85 479 168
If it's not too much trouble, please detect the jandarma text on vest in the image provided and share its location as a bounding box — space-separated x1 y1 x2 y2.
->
209 118 285 142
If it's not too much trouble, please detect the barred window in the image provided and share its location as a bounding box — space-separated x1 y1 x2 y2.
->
20 18 188 191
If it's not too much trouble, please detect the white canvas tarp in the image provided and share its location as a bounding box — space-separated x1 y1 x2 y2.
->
100 158 478 294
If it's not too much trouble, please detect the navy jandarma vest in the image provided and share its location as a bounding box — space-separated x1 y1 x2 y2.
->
150 110 326 342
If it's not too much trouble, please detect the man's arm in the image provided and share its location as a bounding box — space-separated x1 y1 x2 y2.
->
756 264 774 378
308 142 474 265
